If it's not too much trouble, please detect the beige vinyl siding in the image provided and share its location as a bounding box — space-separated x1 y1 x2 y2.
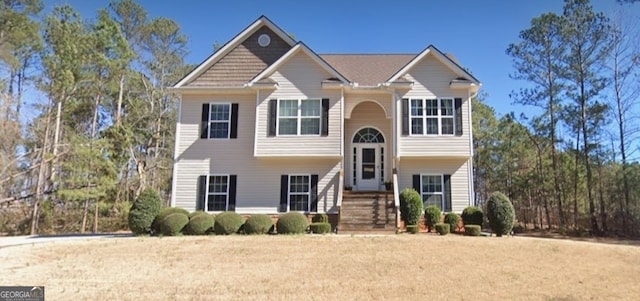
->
397 54 472 157
173 93 340 213
344 99 393 187
398 158 472 213
255 52 342 157
344 92 393 119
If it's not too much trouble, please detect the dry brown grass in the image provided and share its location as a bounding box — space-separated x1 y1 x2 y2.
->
1 234 639 300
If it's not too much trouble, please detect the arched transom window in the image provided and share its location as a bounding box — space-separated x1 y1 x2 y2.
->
352 128 384 143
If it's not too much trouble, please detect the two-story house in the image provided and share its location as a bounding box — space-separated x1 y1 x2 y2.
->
170 16 480 232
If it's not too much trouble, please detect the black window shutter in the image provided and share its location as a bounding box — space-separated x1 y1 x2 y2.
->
454 98 463 136
402 98 409 135
201 104 210 139
310 174 319 212
228 175 237 211
268 99 277 137
444 175 452 212
412 174 421 193
230 103 238 139
279 175 288 212
197 175 207 211
321 98 329 136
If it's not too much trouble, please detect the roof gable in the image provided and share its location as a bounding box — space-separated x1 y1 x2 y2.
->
173 16 296 88
249 42 349 86
386 45 480 85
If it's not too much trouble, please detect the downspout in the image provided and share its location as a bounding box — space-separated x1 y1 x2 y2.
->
169 95 183 207
253 89 261 157
468 89 476 207
337 87 345 233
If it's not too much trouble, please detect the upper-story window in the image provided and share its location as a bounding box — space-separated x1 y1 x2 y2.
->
278 99 321 135
208 104 231 138
200 103 238 139
410 98 454 135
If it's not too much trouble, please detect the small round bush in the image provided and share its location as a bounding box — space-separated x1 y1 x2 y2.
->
424 205 442 232
159 213 189 236
461 206 484 226
185 214 215 235
464 225 481 236
400 188 423 225
310 222 331 234
189 210 209 219
486 192 515 237
213 212 244 235
276 212 308 234
244 214 274 235
312 213 329 223
406 225 420 234
128 189 162 235
435 223 450 235
444 213 460 232
152 207 189 233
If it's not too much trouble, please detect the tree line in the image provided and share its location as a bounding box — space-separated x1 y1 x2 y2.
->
475 0 640 236
1 0 190 234
1 0 638 237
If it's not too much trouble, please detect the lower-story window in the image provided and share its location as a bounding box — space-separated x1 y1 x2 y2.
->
280 174 319 212
413 174 452 212
198 174 237 212
207 175 229 211
289 175 310 211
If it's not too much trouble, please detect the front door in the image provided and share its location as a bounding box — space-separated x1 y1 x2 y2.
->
356 145 380 191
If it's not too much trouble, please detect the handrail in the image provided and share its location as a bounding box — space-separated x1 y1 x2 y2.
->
337 169 344 208
393 172 400 230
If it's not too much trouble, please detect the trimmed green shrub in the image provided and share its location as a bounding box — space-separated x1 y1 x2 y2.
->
159 213 189 236
185 214 215 235
276 212 308 234
464 225 481 236
424 205 442 232
461 206 484 226
486 192 515 237
444 213 460 232
213 212 244 235
400 188 423 225
152 207 189 233
435 223 450 235
128 189 162 235
406 225 420 234
312 213 329 224
189 210 209 219
244 214 274 235
309 222 331 234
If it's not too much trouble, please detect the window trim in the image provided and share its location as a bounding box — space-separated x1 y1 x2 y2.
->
420 174 445 210
207 102 231 139
409 98 455 136
205 174 230 212
276 98 322 136
288 174 311 212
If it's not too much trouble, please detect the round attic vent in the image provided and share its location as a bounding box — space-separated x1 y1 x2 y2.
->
258 34 271 47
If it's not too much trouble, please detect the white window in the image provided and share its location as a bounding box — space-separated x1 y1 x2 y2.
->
278 99 320 135
421 175 444 210
206 175 229 211
410 98 455 135
288 175 310 211
208 103 231 138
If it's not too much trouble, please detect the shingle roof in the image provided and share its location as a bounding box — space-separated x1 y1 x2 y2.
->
320 54 416 86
